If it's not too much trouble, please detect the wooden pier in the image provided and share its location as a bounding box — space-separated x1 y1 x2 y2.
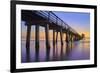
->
21 10 83 61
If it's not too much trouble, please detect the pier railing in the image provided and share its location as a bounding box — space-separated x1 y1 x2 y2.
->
34 11 79 35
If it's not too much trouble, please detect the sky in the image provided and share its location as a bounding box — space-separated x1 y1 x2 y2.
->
54 11 90 37
21 11 90 40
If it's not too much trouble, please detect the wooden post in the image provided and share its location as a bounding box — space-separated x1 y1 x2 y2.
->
60 29 63 46
66 32 68 43
73 35 75 41
68 32 72 51
55 31 58 56
45 24 50 61
35 24 39 61
71 34 73 42
56 31 58 44
60 29 63 58
70 33 73 50
26 22 31 62
53 29 56 59
75 35 77 41
67 30 70 43
66 32 69 53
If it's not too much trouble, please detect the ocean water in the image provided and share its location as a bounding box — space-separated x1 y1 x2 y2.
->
21 39 90 63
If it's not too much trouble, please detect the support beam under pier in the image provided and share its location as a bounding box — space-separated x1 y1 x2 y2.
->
55 31 58 57
45 24 50 61
26 22 31 62
70 33 73 50
65 32 69 54
53 29 56 59
35 24 39 62
60 29 63 58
